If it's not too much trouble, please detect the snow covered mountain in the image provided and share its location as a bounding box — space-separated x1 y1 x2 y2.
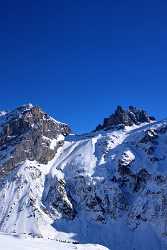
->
1 104 167 250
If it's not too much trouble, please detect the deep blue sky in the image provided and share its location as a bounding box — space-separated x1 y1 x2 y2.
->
0 0 167 132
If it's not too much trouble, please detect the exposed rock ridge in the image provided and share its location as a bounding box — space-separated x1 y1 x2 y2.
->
95 105 156 131
0 104 71 177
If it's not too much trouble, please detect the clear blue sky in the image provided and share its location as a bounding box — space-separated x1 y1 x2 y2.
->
1 0 167 133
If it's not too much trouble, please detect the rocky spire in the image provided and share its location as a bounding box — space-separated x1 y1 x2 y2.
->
95 106 156 131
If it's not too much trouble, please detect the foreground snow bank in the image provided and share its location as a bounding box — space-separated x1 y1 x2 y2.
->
0 234 108 250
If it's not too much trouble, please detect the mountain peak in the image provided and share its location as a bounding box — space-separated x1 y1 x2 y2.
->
95 105 156 131
0 104 71 176
17 103 33 109
1 104 167 250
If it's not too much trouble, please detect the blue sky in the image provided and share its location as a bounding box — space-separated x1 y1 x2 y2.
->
1 0 167 132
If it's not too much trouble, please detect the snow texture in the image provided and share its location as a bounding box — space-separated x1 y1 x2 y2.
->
1 106 167 249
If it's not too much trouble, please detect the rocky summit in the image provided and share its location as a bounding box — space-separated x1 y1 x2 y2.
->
95 105 156 131
0 104 70 176
1 104 167 250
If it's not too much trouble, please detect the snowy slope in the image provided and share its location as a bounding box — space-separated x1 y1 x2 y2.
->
0 233 107 250
1 105 167 249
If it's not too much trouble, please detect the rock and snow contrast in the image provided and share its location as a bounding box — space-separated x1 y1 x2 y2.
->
1 104 167 249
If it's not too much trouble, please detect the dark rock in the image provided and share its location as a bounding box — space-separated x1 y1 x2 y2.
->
145 146 155 155
43 176 76 220
133 169 150 192
95 106 155 131
140 129 158 144
0 104 71 177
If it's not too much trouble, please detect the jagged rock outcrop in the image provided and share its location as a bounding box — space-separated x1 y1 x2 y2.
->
42 176 76 220
95 105 156 131
0 104 71 177
1 104 167 250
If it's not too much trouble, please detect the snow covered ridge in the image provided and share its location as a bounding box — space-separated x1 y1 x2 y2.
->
2 104 167 249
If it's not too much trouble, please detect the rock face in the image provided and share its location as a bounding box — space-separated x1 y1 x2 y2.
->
0 104 71 177
42 176 76 220
1 104 167 250
40 112 167 249
95 105 156 131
